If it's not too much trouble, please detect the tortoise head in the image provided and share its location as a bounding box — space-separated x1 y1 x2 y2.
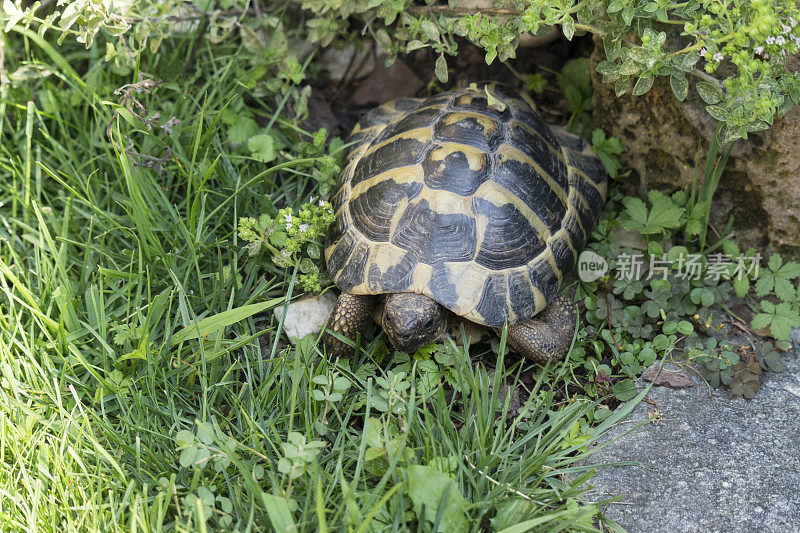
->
382 293 446 353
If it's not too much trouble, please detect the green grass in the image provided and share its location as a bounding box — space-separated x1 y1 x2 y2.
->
0 29 638 532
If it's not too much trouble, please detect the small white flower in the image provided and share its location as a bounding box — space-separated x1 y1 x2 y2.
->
793 36 800 46
309 196 316 203
781 24 792 34
766 36 775 45
713 52 724 62
790 17 797 28
754 46 764 55
285 223 293 231
775 35 786 46
298 224 309 233
699 48 707 56
284 213 292 223
318 200 325 207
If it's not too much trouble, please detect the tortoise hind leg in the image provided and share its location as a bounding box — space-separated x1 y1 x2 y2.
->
507 295 576 363
322 293 375 357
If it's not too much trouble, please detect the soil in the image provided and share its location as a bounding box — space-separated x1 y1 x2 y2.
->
308 34 595 138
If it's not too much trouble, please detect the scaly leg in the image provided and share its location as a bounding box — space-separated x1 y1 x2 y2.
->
322 293 375 357
506 295 576 363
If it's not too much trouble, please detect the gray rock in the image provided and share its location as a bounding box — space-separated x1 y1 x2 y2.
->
584 333 800 532
274 293 337 344
321 44 376 83
351 57 423 106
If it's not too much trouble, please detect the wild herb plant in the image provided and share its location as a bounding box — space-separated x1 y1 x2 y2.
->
4 0 800 143
568 139 798 400
239 197 337 292
298 0 800 143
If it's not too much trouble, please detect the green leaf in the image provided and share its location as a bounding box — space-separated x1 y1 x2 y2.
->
175 430 196 447
435 54 449 82
755 253 800 300
670 74 688 101
262 494 298 533
406 40 427 52
611 379 637 401
621 5 635 25
680 52 700 71
607 0 626 13
420 20 439 42
248 133 277 162
171 298 284 344
620 195 684 234
752 301 800 340
603 36 622 61
633 75 654 95
768 253 783 272
375 29 392 52
596 151 621 179
772 302 800 340
751 313 772 330
591 129 624 155
618 59 639 76
563 85 584 112
733 276 750 298
778 261 800 279
226 115 259 145
3 0 26 33
615 78 630 97
406 465 468 532
696 81 722 104
595 60 617 75
621 197 648 227
644 196 685 233
562 16 575 40
179 445 198 468
754 274 773 297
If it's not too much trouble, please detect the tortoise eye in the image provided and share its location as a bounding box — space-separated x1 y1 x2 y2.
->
422 317 435 330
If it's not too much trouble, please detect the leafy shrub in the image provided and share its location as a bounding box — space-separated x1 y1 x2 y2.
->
300 0 800 143
6 0 799 142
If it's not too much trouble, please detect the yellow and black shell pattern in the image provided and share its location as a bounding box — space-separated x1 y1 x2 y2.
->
325 82 607 327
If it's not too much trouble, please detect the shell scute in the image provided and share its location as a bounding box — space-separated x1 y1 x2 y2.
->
473 273 510 325
433 111 502 152
506 123 567 186
472 197 546 270
491 157 567 233
350 137 427 187
350 179 423 242
335 240 370 291
421 145 491 195
390 200 477 264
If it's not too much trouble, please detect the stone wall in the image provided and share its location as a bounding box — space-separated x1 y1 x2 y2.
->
590 37 800 254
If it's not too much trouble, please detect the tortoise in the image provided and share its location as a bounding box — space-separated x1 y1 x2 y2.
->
322 82 607 362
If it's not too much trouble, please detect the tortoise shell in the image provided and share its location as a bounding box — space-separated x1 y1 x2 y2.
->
325 82 607 327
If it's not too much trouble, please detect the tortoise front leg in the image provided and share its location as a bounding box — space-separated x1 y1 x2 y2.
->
506 295 576 363
322 293 375 357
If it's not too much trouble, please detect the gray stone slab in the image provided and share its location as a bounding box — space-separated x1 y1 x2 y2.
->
584 336 800 532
